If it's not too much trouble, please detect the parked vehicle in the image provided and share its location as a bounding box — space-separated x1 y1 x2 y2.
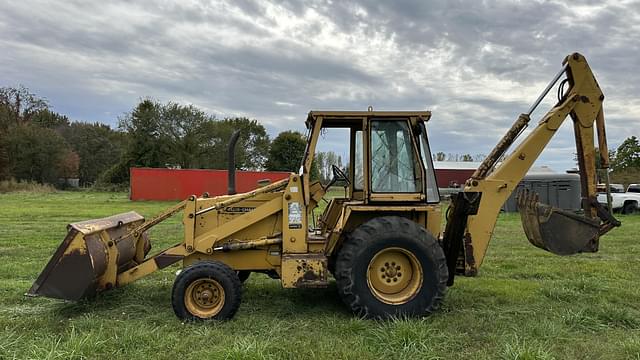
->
627 184 640 193
597 184 640 214
597 183 625 193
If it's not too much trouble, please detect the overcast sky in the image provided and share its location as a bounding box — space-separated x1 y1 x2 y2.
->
1 0 639 171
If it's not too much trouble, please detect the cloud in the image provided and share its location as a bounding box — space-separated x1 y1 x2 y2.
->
0 0 638 171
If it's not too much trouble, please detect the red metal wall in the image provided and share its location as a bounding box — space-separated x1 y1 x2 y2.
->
130 168 291 201
130 167 475 201
434 169 475 188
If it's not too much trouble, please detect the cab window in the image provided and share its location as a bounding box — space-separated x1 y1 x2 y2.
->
370 120 421 193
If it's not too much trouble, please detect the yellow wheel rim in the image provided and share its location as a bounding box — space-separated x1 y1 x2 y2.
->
184 278 225 318
367 247 423 304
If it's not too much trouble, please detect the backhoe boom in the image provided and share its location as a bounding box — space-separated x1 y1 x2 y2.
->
442 53 620 283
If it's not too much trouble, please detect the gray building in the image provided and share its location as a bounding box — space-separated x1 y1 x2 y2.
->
502 171 581 212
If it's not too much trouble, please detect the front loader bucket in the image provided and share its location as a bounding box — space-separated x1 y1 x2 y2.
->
517 190 600 256
27 212 151 301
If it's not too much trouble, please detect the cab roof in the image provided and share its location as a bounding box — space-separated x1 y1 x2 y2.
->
307 110 431 120
306 110 431 128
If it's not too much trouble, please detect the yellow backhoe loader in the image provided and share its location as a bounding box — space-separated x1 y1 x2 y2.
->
28 53 620 320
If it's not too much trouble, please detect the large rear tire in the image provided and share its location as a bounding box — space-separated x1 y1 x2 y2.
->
334 216 448 319
172 261 242 321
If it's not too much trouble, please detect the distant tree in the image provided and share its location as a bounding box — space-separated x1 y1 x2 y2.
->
0 86 132 186
99 99 165 185
440 153 480 162
611 136 640 171
199 117 270 170
266 131 306 172
225 118 270 170
32 109 70 129
96 160 131 187
59 150 80 179
593 147 615 170
120 100 272 170
105 100 272 185
0 85 49 128
118 99 165 168
314 151 346 183
326 152 338 174
60 122 124 185
325 152 339 182
5 124 69 183
157 102 210 169
0 134 9 180
474 154 486 162
315 152 327 182
608 137 640 187
0 86 64 182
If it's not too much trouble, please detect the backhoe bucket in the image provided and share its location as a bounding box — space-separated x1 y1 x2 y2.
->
27 212 151 301
517 190 600 255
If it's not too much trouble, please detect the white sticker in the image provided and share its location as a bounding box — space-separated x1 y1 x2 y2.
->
290 186 298 193
288 202 302 228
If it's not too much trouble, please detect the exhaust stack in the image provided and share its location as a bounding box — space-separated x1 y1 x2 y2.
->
227 130 241 195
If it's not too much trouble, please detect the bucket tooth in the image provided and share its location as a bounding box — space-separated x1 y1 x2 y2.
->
517 189 600 256
28 212 151 301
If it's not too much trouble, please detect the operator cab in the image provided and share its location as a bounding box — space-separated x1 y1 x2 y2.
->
302 111 440 232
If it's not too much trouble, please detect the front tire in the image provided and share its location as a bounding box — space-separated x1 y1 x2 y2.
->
172 261 242 321
334 216 448 319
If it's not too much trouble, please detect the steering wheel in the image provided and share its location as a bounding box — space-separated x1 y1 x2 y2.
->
330 164 350 186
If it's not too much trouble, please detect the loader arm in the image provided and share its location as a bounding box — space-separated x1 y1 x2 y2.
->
442 53 620 283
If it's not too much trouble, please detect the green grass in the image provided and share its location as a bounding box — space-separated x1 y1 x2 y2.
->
1 191 639 359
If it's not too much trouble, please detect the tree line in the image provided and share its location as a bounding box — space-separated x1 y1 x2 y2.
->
0 86 328 188
1 85 637 189
433 152 485 162
599 136 640 187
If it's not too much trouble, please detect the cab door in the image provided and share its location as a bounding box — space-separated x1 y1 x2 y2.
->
368 119 425 202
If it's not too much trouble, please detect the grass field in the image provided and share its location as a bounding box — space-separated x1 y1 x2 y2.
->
1 191 639 359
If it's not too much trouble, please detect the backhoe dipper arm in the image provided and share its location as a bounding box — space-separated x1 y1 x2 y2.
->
442 53 620 284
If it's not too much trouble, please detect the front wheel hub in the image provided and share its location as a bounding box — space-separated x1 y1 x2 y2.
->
185 278 225 318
